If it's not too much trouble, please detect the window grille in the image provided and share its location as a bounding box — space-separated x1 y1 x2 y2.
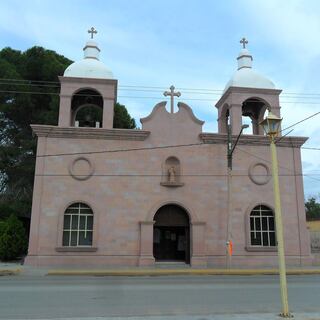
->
62 203 93 246
250 205 276 247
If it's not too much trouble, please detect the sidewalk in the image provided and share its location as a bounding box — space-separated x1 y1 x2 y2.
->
1 262 320 276
11 314 320 320
0 262 22 275
46 267 320 276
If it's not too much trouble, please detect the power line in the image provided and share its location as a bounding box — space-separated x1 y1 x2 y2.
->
28 138 320 183
3 132 310 157
302 147 320 151
0 89 220 101
36 143 204 158
0 81 224 95
30 140 320 159
281 111 320 132
0 78 224 92
235 146 320 183
1 77 320 175
2 77 320 96
33 173 320 178
2 89 320 104
3 129 319 180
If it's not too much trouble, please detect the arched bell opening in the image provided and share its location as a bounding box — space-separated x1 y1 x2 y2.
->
241 98 269 135
153 204 190 264
225 108 230 130
218 103 230 134
71 89 103 128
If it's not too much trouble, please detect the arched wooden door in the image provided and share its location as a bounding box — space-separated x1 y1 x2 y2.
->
153 204 190 263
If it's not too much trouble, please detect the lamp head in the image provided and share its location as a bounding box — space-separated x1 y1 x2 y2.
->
260 111 282 138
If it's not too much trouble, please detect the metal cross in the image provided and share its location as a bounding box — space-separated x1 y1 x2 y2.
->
163 85 181 113
88 27 97 39
240 37 248 49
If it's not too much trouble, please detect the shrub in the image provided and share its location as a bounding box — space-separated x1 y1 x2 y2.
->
305 197 320 221
0 215 28 261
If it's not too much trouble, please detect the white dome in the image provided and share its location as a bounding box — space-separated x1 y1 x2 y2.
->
64 59 114 79
224 68 275 92
224 47 275 92
63 40 114 80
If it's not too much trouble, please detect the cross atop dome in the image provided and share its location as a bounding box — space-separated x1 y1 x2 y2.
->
237 38 252 70
88 27 98 39
63 28 114 80
240 37 248 49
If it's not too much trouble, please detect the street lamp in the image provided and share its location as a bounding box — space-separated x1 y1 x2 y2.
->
227 124 249 169
260 111 291 318
226 123 249 267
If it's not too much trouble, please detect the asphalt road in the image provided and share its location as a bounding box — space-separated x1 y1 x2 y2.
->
1 275 320 319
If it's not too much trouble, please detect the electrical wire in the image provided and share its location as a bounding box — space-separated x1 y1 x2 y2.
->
302 147 320 151
35 143 204 158
235 146 320 183
33 173 320 178
281 111 320 132
28 139 320 159
2 89 320 104
1 78 320 180
2 77 320 96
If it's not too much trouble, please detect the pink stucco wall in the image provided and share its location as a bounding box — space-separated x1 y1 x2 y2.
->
25 97 312 268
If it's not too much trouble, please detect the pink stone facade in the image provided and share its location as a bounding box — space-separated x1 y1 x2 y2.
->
25 75 312 268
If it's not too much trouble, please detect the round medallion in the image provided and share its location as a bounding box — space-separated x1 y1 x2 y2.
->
69 157 94 181
248 162 271 185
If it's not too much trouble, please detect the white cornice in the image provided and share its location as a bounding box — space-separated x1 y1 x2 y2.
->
215 86 282 109
31 125 150 141
58 76 118 85
200 133 308 148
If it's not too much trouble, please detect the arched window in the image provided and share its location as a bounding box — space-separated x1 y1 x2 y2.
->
62 203 93 246
250 205 275 247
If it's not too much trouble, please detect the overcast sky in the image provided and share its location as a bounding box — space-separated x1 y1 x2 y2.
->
0 0 320 197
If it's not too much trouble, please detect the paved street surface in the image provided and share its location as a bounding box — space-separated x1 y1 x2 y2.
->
1 275 320 319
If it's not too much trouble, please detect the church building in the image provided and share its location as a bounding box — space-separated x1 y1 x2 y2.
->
25 32 312 267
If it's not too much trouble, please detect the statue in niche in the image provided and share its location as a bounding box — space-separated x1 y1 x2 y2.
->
168 166 176 183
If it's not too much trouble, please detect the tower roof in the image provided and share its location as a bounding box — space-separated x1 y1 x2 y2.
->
223 40 275 92
64 36 114 80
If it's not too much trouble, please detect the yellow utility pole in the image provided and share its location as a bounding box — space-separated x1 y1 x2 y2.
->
260 111 291 318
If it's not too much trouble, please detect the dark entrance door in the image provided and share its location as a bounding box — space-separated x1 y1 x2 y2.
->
153 204 190 263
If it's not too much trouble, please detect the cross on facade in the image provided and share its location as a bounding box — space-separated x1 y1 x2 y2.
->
163 85 181 113
88 27 98 39
240 37 248 49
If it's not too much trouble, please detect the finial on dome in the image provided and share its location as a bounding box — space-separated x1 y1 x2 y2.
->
240 37 248 49
88 27 97 39
83 28 100 60
237 37 252 70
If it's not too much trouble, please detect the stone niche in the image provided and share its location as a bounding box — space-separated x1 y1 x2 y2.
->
160 156 184 187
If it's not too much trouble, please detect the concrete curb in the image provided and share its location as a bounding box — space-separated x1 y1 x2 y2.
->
0 268 21 276
15 314 320 320
47 268 320 276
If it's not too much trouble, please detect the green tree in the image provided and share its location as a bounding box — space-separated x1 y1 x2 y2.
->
305 197 320 221
114 102 136 129
0 47 71 220
0 46 136 220
0 214 28 260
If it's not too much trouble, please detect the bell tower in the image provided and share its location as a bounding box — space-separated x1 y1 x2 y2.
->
216 38 282 136
58 28 117 129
